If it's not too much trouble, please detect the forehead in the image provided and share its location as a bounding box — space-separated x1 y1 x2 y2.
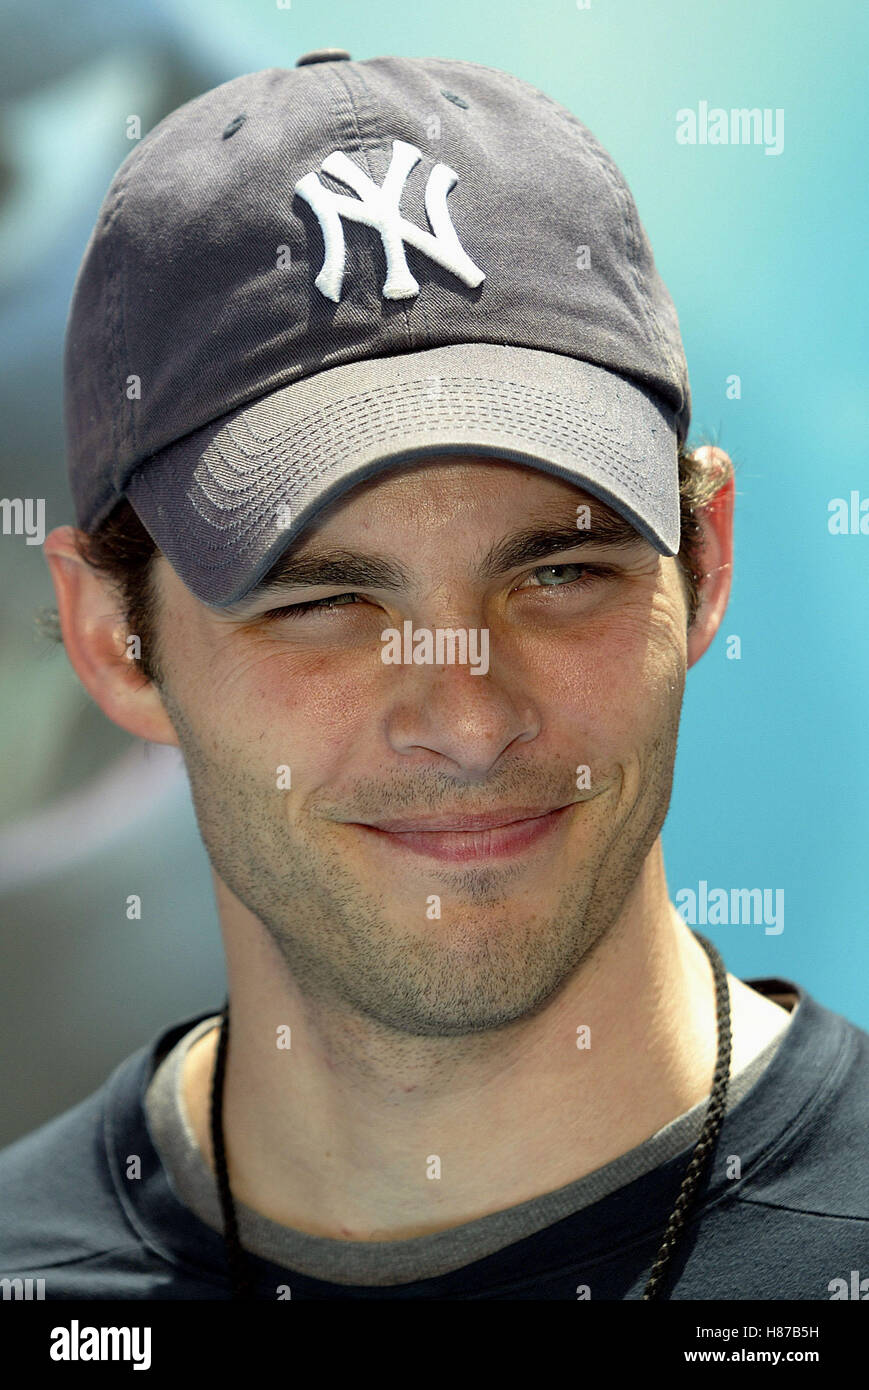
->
278 454 638 561
308 452 605 519
250 457 646 596
160 454 650 610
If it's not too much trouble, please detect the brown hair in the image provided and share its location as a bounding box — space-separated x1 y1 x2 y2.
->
39 442 733 686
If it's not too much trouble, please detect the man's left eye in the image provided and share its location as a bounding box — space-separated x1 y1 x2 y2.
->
519 563 607 591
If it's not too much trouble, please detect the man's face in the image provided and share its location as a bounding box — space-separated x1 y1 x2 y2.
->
153 456 689 1036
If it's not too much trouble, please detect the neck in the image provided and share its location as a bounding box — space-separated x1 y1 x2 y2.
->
183 847 783 1241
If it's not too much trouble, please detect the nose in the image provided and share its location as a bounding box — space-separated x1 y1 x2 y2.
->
380 631 541 776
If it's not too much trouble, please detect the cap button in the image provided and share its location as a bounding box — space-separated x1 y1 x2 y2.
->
295 49 351 66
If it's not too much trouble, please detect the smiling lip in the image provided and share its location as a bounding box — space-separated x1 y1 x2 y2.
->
351 804 574 862
361 806 570 832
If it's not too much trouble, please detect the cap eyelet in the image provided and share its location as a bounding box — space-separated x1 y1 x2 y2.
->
222 114 247 139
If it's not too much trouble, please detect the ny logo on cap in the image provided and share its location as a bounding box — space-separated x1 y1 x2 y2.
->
294 138 485 303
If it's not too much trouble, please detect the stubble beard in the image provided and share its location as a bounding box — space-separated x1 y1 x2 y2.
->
160 681 681 1041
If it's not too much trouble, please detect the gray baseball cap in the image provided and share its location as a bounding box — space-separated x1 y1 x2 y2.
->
64 50 692 607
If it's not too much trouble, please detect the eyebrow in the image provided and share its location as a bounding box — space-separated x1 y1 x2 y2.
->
245 504 646 602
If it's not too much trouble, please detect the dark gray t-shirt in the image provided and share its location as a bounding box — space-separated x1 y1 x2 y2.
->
143 999 793 1286
3 977 869 1299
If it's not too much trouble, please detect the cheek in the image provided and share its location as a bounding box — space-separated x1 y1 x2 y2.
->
523 599 685 761
190 643 377 779
273 652 374 755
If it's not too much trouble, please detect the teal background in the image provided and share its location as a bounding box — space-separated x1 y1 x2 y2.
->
0 0 866 1145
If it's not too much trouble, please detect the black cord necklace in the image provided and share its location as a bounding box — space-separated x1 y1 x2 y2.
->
209 931 731 1301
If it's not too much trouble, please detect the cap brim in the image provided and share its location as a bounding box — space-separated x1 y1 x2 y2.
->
125 342 681 607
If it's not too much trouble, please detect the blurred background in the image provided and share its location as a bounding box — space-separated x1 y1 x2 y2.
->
1 0 866 1147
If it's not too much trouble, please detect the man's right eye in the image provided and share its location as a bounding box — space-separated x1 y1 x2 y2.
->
262 592 364 620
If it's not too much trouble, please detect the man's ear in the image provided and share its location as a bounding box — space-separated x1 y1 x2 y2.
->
43 525 179 748
684 447 735 669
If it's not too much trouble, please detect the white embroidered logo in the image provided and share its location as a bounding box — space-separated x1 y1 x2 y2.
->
294 138 485 303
